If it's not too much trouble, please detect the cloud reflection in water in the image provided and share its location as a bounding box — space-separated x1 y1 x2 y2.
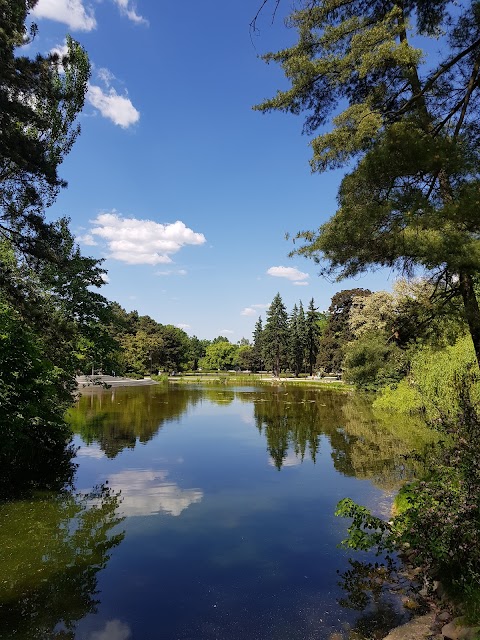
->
90 619 131 640
107 469 203 517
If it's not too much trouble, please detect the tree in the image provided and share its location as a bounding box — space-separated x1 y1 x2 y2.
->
318 289 371 373
288 302 307 376
305 298 321 376
256 0 480 366
263 293 289 376
252 316 264 371
157 325 190 373
188 336 208 370
1 3 90 263
199 340 238 371
237 344 255 371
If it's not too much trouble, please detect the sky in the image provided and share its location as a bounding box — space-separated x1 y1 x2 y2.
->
28 0 396 341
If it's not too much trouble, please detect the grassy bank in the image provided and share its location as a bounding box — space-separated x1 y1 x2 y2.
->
168 372 353 392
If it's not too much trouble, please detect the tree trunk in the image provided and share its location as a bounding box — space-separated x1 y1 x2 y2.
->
459 270 480 368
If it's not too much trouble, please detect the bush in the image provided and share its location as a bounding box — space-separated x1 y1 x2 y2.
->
336 395 480 623
342 332 407 391
151 373 169 384
374 335 480 424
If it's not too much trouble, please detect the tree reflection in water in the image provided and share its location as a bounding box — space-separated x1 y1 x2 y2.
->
251 386 437 490
0 484 124 640
67 385 205 458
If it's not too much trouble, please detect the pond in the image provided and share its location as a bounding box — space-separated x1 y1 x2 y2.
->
0 384 438 640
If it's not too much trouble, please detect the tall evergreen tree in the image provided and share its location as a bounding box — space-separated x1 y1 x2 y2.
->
256 0 480 366
263 293 289 377
289 302 307 376
305 298 321 376
252 316 264 372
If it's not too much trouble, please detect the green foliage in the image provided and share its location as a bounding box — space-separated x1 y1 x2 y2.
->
337 394 480 623
256 0 480 364
343 332 407 391
374 336 480 424
0 300 74 497
199 340 238 371
335 498 395 554
1 4 91 262
151 373 169 384
251 316 264 371
318 288 371 373
263 293 289 376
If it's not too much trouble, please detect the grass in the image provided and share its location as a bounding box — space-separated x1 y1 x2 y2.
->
168 372 354 391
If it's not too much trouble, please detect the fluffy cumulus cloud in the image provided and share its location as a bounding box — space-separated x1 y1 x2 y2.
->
107 469 203 517
112 0 148 24
90 212 206 265
87 85 140 128
33 0 97 31
241 307 256 317
267 266 309 285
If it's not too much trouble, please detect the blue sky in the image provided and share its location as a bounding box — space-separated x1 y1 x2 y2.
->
29 0 395 340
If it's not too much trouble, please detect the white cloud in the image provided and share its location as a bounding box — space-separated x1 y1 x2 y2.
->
176 323 190 330
97 67 116 87
107 469 203 517
220 329 234 335
112 0 148 24
267 266 309 284
90 212 206 265
33 0 96 31
49 41 70 74
101 272 110 283
155 269 188 276
241 307 256 317
78 233 97 246
87 85 140 128
90 620 131 640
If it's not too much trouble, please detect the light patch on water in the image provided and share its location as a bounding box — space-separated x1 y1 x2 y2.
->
107 468 203 517
89 619 131 640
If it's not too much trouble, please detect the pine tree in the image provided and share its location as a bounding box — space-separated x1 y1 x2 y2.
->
263 293 289 377
252 316 264 372
305 298 321 376
256 0 480 366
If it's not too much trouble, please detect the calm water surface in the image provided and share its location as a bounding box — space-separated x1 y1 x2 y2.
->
0 384 437 640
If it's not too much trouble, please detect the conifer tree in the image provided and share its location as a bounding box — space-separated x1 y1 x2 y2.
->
305 298 321 376
263 293 289 376
252 316 264 372
256 0 480 366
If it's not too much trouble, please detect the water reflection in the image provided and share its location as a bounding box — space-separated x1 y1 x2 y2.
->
89 619 131 640
251 387 437 489
107 469 203 517
60 384 439 639
67 386 205 458
0 485 124 640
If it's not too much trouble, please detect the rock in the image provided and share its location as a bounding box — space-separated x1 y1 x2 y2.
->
437 611 451 622
441 617 480 640
382 612 436 639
